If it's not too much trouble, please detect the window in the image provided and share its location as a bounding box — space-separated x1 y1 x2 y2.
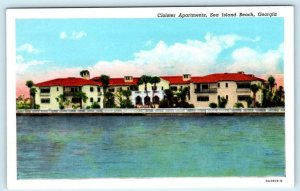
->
98 98 101 102
226 95 228 100
90 98 94 103
71 98 81 103
202 84 209 89
218 95 220 100
70 87 80 92
125 76 132 81
41 98 50 104
90 87 94 92
57 87 59 91
237 83 250 89
197 96 209 102
40 88 50 93
161 87 164 90
183 74 189 79
109 88 115 92
238 95 250 101
226 83 228 88
170 86 177 91
97 87 101 92
218 83 220 88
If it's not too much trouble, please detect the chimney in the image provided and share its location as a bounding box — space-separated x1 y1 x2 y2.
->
80 70 90 80
124 76 133 82
182 74 191 81
237 71 245 74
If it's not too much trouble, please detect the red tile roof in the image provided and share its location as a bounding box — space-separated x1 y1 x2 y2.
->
160 76 191 85
91 77 139 86
35 77 102 87
35 73 265 87
192 73 265 83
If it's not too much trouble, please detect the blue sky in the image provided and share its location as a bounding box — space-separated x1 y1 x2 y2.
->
16 18 284 95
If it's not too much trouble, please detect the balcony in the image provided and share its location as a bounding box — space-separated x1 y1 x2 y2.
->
236 88 251 93
40 93 50 97
194 88 217 93
64 91 77 96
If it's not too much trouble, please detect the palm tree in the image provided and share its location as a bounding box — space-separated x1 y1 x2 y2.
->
268 76 275 93
26 80 34 108
104 91 115 108
139 75 152 107
176 87 189 107
164 89 174 107
250 84 259 107
74 91 88 109
150 76 160 106
56 93 67 109
30 87 37 109
100 75 110 108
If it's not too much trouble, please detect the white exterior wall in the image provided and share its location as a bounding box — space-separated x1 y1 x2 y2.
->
138 79 170 91
81 85 103 108
35 85 103 109
190 81 263 108
35 86 63 109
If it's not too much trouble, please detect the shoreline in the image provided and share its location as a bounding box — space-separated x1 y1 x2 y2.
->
16 108 285 116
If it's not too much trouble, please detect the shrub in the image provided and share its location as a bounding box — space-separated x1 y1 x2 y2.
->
91 102 101 109
209 102 218 108
234 102 244 108
159 99 169 108
86 106 91 109
218 97 228 108
120 100 133 108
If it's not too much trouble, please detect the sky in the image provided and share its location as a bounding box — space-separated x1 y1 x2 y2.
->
16 18 284 97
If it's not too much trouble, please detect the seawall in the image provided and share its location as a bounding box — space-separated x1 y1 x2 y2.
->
16 108 285 116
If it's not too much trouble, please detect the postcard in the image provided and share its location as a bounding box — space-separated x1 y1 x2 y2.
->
6 6 294 189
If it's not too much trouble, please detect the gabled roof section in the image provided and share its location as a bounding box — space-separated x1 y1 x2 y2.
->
160 76 191 85
192 73 265 83
91 77 139 86
35 77 102 87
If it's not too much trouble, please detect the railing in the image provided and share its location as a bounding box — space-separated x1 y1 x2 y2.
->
236 88 251 93
40 93 50 97
194 88 217 93
64 92 77 96
17 108 285 114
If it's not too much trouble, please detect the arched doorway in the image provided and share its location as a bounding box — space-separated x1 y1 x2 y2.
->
153 96 160 104
144 96 150 105
135 96 142 105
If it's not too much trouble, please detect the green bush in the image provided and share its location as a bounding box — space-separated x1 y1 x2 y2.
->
91 102 101 109
159 100 169 108
234 102 244 108
209 102 218 108
120 99 134 108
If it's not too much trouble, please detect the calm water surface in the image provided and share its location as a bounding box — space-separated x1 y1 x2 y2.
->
17 116 285 179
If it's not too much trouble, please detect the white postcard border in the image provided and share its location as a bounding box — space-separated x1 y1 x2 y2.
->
6 6 294 189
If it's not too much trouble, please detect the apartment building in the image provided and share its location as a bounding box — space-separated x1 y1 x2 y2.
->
33 71 266 109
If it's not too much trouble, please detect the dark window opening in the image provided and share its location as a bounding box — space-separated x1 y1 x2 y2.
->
40 88 50 93
41 98 50 104
90 87 94 92
197 96 209 102
238 95 251 101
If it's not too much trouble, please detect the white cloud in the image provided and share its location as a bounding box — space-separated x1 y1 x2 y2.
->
17 43 39 54
16 54 51 74
60 31 87 40
87 33 245 77
227 43 283 75
60 32 67 40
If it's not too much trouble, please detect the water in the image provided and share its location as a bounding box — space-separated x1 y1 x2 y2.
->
17 115 285 179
